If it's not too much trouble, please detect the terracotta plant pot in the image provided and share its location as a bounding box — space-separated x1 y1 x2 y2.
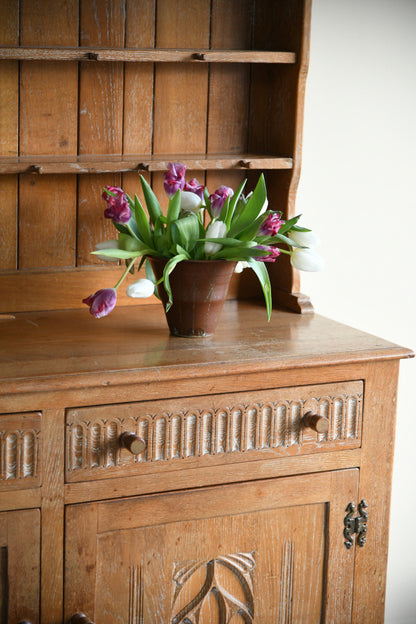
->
148 257 237 337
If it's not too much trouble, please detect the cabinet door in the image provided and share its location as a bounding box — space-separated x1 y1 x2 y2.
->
0 509 40 624
65 470 358 624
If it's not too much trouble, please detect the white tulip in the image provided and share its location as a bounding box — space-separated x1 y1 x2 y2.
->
126 278 155 298
94 239 120 261
204 220 227 255
180 190 203 213
288 229 321 248
234 261 250 273
290 247 325 272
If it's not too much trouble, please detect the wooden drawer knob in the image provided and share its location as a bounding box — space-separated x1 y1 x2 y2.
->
119 431 146 455
68 613 95 624
302 411 329 434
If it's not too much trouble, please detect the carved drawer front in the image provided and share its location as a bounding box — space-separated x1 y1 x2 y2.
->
0 412 41 490
65 381 363 483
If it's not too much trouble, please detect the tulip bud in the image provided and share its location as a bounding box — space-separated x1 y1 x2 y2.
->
259 213 284 236
102 186 131 223
164 162 186 198
209 186 234 218
184 178 205 201
126 278 155 298
288 229 321 248
290 247 325 271
254 245 281 262
204 220 227 255
180 190 203 213
82 288 117 318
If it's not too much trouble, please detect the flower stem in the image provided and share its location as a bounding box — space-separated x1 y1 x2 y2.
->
114 258 136 290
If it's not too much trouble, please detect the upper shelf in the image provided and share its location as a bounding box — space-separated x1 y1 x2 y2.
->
0 154 293 175
0 46 296 64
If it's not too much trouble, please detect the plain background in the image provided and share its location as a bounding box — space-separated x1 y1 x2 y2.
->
296 1 416 622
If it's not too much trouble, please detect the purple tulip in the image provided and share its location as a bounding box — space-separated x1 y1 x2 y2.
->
184 177 205 201
254 245 281 262
102 186 131 223
164 162 186 198
82 288 117 318
209 185 234 217
259 213 284 236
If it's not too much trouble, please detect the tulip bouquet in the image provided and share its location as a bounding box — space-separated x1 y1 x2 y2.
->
83 162 323 320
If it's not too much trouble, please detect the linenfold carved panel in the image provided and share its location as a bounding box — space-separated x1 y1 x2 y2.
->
171 553 255 624
0 411 41 488
65 381 363 479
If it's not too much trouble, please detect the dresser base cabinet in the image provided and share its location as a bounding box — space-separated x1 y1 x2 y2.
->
0 304 412 623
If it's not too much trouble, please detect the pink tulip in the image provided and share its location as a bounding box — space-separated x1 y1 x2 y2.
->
184 177 205 201
254 245 281 262
82 288 117 318
102 186 131 223
209 185 234 217
259 213 284 236
164 162 186 198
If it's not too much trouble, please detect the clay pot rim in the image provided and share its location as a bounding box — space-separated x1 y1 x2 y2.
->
146 256 236 265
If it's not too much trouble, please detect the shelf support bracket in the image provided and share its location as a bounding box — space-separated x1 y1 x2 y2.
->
343 499 368 549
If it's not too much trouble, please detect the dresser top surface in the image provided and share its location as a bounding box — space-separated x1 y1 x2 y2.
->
0 301 412 390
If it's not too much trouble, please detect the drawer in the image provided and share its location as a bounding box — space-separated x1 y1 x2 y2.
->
65 381 363 483
0 412 42 490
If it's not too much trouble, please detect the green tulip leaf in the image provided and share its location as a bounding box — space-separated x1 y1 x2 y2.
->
139 174 163 227
247 258 272 321
228 174 267 237
161 254 189 312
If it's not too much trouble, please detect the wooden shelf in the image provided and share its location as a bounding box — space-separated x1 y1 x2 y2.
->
0 154 293 175
0 47 296 64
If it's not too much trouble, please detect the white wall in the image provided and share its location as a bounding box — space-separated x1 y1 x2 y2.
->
297 1 416 622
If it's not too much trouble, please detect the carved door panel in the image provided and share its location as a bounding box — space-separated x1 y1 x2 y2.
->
65 469 358 623
0 508 40 624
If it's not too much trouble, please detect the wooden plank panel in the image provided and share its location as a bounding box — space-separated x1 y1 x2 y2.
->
153 0 210 154
19 0 79 270
124 0 155 155
0 267 145 314
0 170 18 272
152 0 210 214
20 0 79 45
122 0 156 195
20 62 78 156
0 1 19 270
19 175 77 269
78 0 125 266
208 0 252 154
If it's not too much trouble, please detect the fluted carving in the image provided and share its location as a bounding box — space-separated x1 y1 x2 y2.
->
66 383 363 474
0 412 41 485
